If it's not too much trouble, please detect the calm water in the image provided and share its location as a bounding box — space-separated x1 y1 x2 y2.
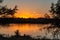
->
0 24 60 39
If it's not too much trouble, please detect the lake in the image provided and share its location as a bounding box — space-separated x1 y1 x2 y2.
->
0 24 60 39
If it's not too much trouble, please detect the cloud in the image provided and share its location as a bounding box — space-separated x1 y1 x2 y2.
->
0 0 3 3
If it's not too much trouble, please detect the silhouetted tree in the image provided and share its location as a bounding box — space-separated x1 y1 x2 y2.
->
44 13 50 18
0 0 18 18
0 5 7 14
6 5 18 17
50 0 60 19
0 5 18 18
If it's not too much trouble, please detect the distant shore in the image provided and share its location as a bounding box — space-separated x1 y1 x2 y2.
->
0 18 60 24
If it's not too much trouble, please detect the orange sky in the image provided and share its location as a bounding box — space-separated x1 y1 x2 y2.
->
1 0 57 18
14 9 46 18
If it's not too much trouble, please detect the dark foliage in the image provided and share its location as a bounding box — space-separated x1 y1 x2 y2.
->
0 30 42 40
49 0 60 27
50 0 60 19
0 5 18 18
0 18 56 24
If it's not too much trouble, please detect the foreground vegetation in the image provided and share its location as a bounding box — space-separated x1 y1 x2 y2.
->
0 30 53 40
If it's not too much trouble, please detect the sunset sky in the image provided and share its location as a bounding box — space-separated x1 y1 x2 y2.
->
1 0 57 18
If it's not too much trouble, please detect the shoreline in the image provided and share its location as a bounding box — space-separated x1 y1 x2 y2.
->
0 18 59 24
